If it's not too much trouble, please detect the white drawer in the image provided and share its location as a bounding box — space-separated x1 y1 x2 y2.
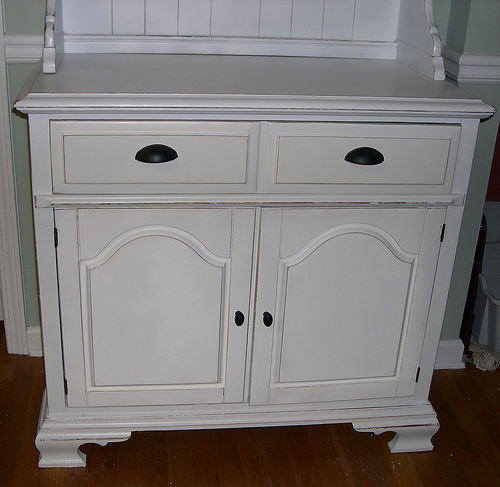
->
50 121 259 193
262 123 461 194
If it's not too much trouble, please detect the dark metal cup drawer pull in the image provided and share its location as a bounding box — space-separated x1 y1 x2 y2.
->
345 147 384 166
135 144 178 163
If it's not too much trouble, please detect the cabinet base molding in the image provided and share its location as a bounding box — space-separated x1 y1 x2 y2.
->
36 391 439 467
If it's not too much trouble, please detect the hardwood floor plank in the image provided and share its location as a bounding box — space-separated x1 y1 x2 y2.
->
377 437 426 487
0 352 45 487
176 429 219 486
0 339 15 412
212 427 271 487
328 424 402 487
82 441 118 487
431 369 500 484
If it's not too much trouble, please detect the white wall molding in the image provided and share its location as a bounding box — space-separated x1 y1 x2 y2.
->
0 3 29 354
27 326 43 356
4 34 44 63
434 339 465 369
442 45 500 85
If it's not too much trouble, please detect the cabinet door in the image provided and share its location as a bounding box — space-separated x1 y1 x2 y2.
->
56 208 255 407
251 207 445 405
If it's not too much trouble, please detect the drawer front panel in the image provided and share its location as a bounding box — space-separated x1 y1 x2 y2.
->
51 121 258 193
264 123 461 193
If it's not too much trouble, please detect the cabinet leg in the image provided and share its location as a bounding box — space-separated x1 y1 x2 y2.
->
36 436 88 468
352 417 439 453
35 430 132 468
35 392 131 467
36 429 132 467
385 424 439 453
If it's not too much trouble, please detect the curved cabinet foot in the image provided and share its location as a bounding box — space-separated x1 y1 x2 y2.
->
35 391 131 467
36 436 90 468
353 416 439 453
36 429 131 467
385 424 439 453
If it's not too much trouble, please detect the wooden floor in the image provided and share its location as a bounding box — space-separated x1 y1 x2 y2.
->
1 323 499 487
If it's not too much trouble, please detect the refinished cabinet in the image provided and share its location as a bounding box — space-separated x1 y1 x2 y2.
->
15 0 494 467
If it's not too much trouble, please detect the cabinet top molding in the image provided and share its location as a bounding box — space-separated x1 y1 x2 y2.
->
14 53 494 118
42 0 445 81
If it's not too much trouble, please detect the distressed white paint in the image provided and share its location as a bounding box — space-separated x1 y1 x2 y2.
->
14 0 495 469
250 209 445 406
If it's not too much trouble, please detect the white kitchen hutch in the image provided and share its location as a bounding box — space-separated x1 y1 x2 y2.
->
15 0 494 467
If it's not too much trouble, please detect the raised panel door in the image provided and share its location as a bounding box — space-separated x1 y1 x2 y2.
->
56 208 255 407
251 207 445 405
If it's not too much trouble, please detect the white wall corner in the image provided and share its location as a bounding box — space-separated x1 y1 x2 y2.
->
27 326 43 357
434 339 465 369
442 45 500 84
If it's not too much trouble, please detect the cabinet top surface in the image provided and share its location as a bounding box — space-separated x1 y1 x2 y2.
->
16 54 493 118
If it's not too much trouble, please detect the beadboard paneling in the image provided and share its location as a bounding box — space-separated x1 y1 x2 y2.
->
259 0 293 38
323 0 356 40
178 0 211 36
145 0 178 36
290 0 325 39
353 0 400 41
62 0 112 35
60 0 401 41
211 0 261 38
112 0 145 35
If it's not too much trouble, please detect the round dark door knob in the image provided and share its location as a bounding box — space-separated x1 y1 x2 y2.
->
263 312 274 327
235 311 245 327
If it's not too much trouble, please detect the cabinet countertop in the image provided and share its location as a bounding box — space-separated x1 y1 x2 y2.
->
15 54 494 118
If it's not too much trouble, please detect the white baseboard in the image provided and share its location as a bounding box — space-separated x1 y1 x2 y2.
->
434 339 465 370
27 326 43 357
